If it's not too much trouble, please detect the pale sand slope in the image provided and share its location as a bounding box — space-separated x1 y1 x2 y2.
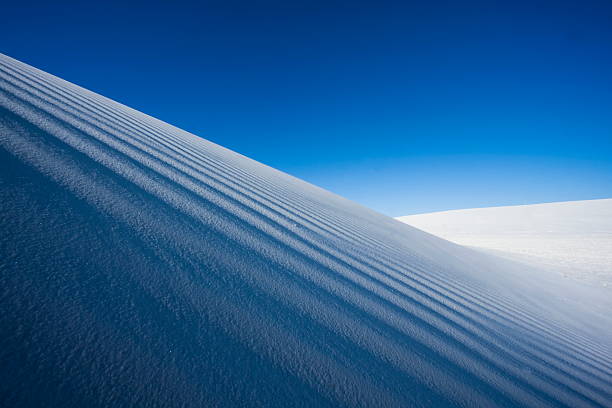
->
398 199 612 288
2 53 611 407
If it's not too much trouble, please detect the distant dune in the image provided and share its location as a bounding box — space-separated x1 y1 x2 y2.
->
1 53 611 407
398 199 612 289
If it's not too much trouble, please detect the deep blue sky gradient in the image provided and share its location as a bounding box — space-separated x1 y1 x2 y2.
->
3 0 612 215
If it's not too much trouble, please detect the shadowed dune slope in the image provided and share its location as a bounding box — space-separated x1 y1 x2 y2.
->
1 53 611 407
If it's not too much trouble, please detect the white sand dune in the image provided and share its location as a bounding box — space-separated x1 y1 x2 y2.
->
398 199 612 289
1 54 611 407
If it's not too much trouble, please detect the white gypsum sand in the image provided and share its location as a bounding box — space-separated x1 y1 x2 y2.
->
1 53 611 407
398 199 612 289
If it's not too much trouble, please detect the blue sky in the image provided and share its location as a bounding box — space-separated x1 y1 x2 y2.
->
3 0 612 216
